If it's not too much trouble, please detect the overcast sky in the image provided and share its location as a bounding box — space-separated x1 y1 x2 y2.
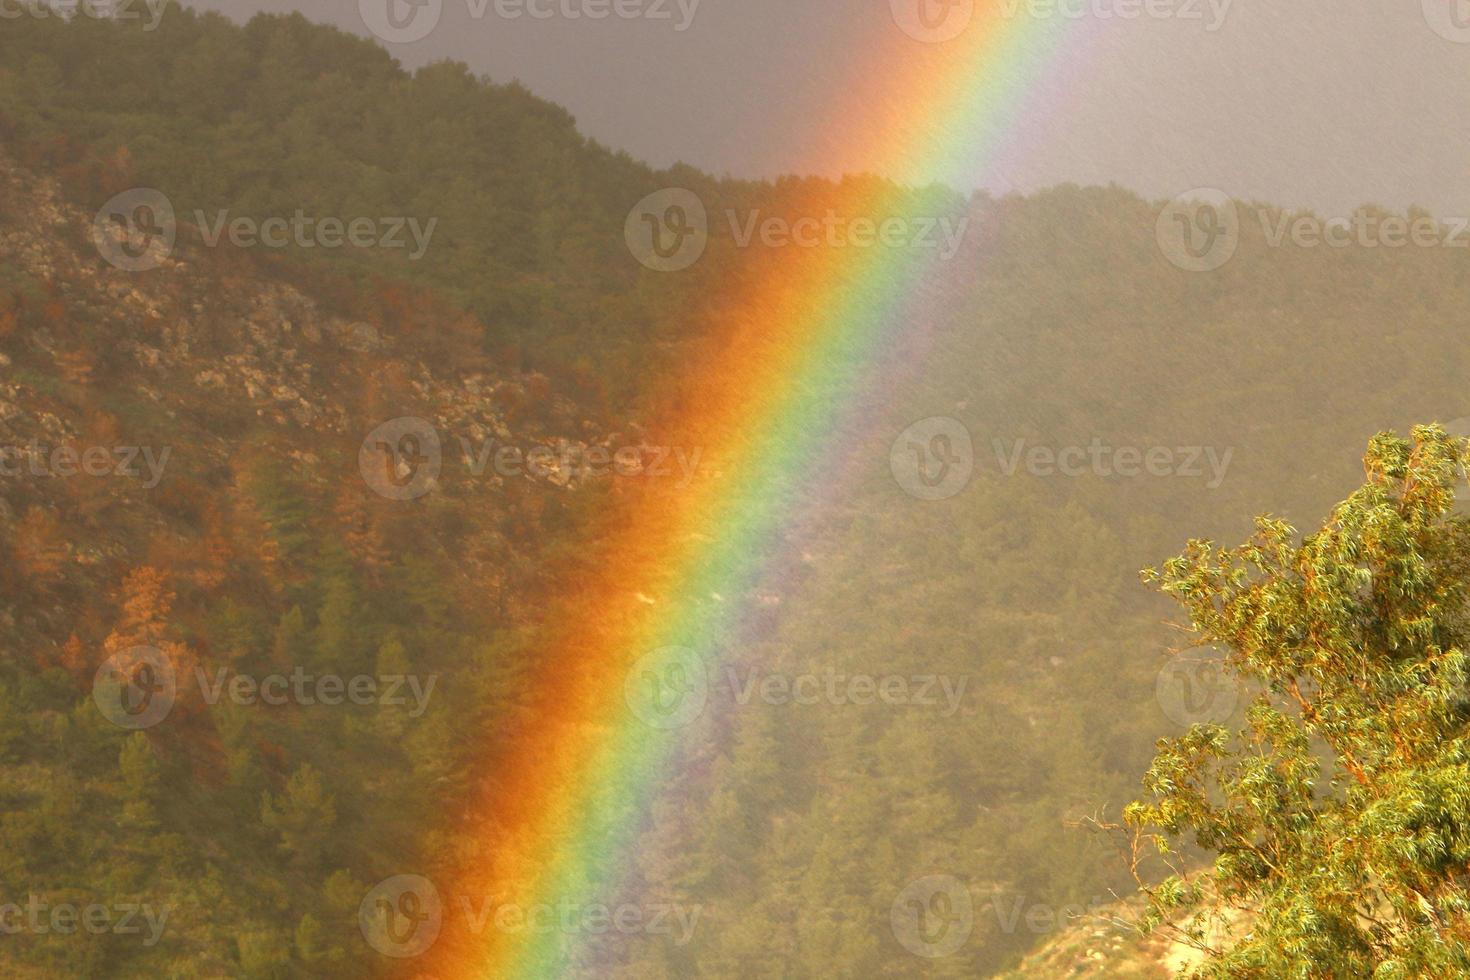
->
182 1 1470 216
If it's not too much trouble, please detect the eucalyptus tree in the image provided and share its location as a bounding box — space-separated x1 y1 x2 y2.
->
1124 425 1470 977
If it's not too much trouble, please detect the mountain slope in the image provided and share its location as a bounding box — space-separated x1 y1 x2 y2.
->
0 146 623 976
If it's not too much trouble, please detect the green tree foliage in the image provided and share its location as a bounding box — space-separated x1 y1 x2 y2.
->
118 732 162 832
1124 426 1470 976
261 764 337 871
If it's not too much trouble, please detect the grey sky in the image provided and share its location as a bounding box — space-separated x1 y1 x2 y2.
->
184 1 1470 215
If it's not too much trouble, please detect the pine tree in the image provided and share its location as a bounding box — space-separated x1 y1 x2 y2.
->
312 575 358 673
271 606 310 667
261 764 337 872
119 731 161 833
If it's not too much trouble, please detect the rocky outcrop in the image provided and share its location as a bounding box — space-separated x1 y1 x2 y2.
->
0 152 616 497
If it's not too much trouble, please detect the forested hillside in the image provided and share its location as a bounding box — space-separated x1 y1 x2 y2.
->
0 4 955 416
3 8 1469 978
584 184 1470 976
0 136 656 974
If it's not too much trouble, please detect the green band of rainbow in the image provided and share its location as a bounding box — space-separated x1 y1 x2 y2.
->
428 9 1079 977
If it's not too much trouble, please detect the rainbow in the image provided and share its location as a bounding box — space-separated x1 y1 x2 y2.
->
426 7 1079 976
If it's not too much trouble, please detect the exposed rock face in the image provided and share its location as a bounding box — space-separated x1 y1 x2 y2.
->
333 320 383 353
0 152 614 498
0 149 655 665
997 893 1250 979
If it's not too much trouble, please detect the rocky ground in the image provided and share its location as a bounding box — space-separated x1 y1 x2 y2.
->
0 149 632 505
